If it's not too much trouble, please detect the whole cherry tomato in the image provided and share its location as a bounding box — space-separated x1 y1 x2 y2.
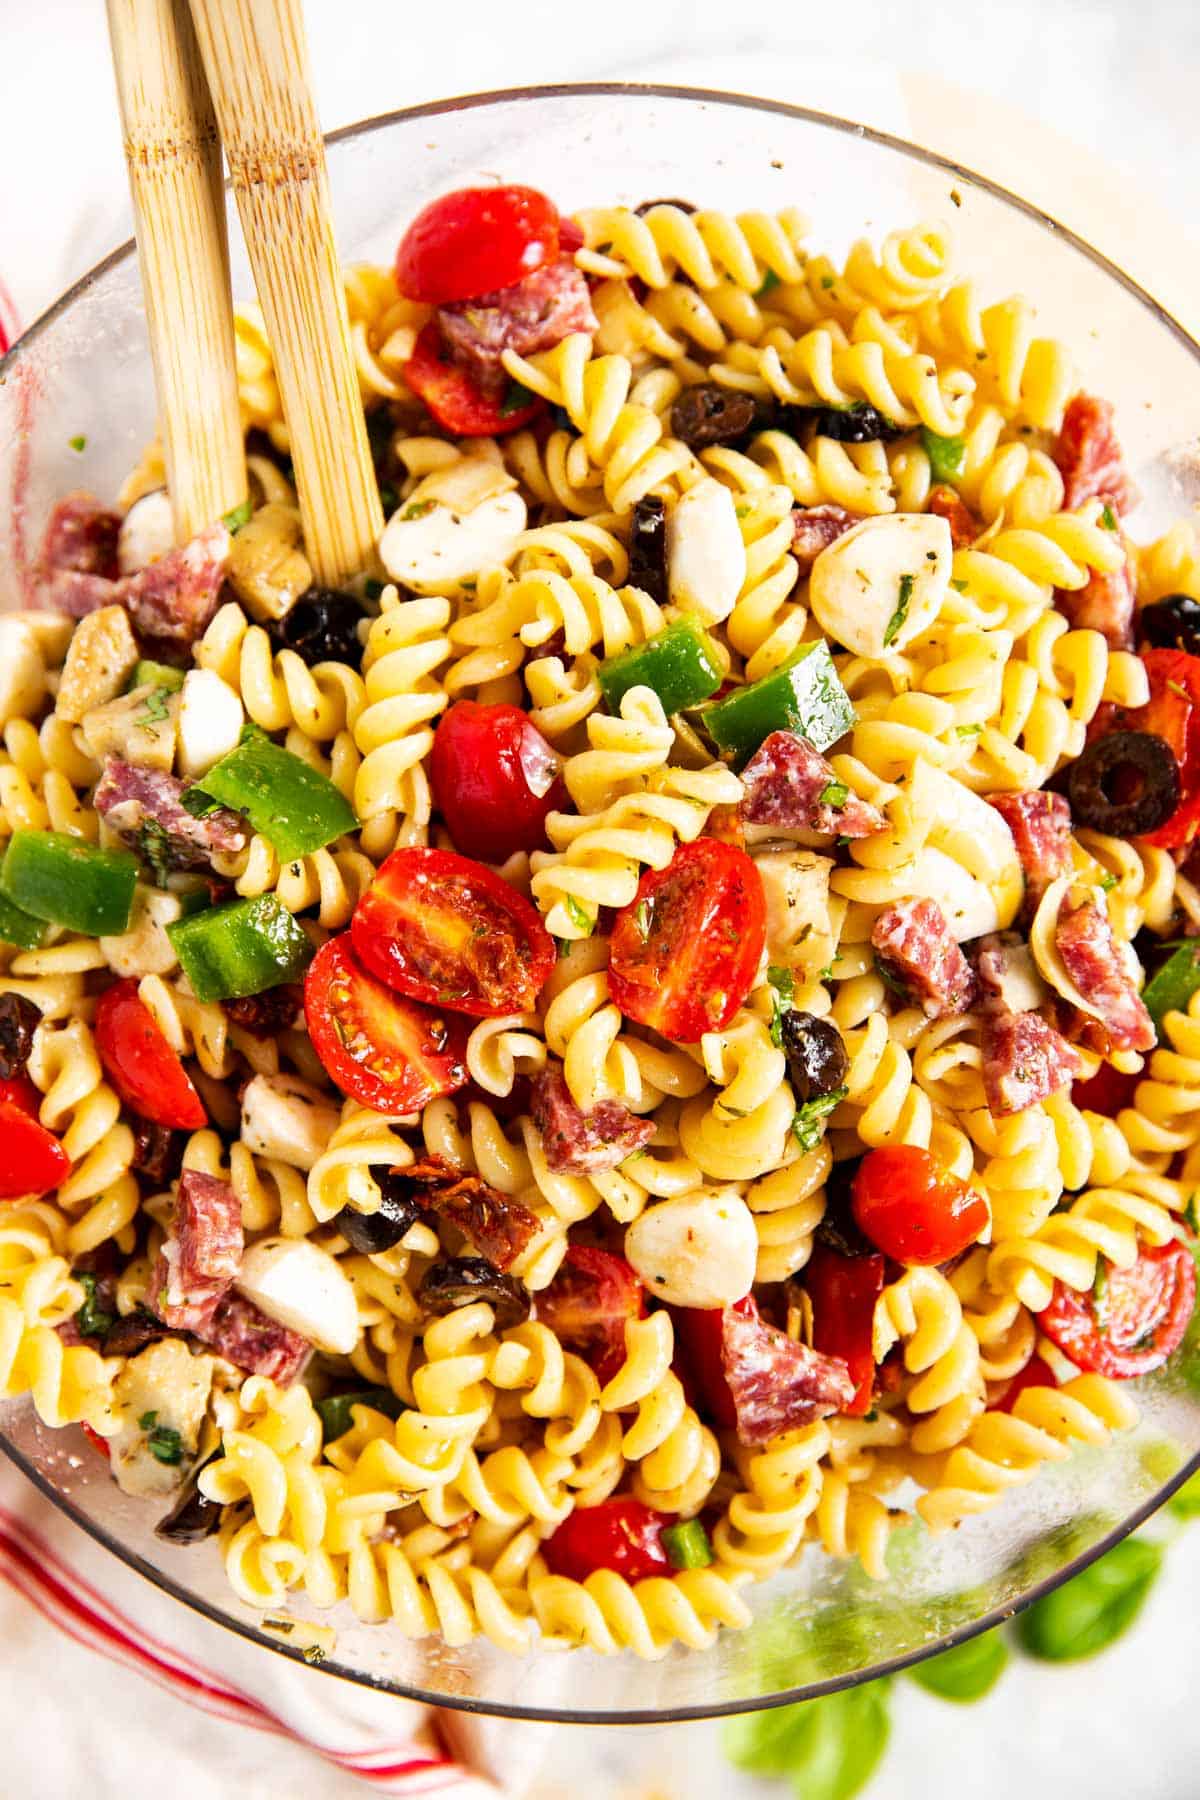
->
535 1246 645 1388
95 980 207 1130
0 1100 70 1200
1122 648 1200 848
395 184 561 305
803 1242 887 1417
305 936 469 1113
607 839 767 1044
431 701 565 863
1040 1242 1196 1379
352 847 555 1018
851 1145 989 1266
542 1496 673 1584
404 323 544 438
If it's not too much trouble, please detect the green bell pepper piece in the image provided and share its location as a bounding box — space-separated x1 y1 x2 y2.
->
315 1387 404 1443
167 894 314 1002
188 738 357 861
1143 941 1200 1037
661 1519 714 1569
0 892 48 950
129 659 185 693
920 425 966 483
598 619 723 716
700 640 856 764
0 831 138 936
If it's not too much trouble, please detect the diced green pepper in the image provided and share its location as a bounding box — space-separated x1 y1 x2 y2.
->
0 891 48 950
700 640 856 764
167 894 314 1002
315 1387 404 1443
598 619 724 717
130 659 185 693
0 831 138 936
661 1519 714 1569
1142 941 1200 1036
189 738 357 861
920 425 966 483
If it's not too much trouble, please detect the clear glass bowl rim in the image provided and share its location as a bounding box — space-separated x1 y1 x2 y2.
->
2 80 1199 1723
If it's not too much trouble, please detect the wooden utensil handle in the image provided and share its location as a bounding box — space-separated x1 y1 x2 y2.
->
107 0 246 543
187 0 382 587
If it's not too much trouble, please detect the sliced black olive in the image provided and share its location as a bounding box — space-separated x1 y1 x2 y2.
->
155 1450 223 1545
1139 593 1200 656
101 1310 172 1357
669 384 758 450
813 1156 876 1258
781 1011 850 1103
1065 731 1180 836
777 402 905 444
419 1257 530 1330
0 993 40 1080
630 495 668 604
266 587 367 669
334 1172 422 1255
635 197 696 216
129 1116 185 1187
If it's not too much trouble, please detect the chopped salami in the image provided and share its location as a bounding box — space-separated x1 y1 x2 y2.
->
1054 394 1137 515
222 986 304 1039
981 1006 1080 1116
1055 550 1135 650
95 758 248 869
195 1291 311 1385
37 493 120 597
988 791 1073 920
437 258 598 402
404 1156 539 1270
1053 896 1155 1053
721 1295 855 1445
120 522 229 644
529 1067 654 1174
927 484 980 549
791 504 861 573
149 1170 244 1333
871 898 974 1017
740 730 884 837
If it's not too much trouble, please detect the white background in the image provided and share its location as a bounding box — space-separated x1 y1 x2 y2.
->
4 1 1200 1794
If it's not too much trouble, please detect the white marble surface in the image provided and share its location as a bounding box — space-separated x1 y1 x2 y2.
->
4 2 1200 1795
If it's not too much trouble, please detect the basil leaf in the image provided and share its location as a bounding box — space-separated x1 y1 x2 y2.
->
1168 1469 1200 1519
792 1087 846 1152
908 1628 1008 1702
723 1684 890 1800
222 498 253 532
1017 1537 1163 1661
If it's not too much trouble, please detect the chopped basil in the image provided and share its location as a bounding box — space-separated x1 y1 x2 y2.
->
222 498 253 532
755 269 781 299
138 1410 157 1429
817 778 850 810
1098 871 1119 892
955 723 982 739
563 895 595 937
634 899 652 940
1092 1259 1110 1329
139 687 173 730
1100 502 1119 531
1186 1191 1200 1236
950 577 969 593
882 573 915 649
401 499 436 521
820 274 835 290
136 818 174 887
792 1086 847 1152
69 434 86 453
767 964 796 1048
500 379 537 418
74 1272 115 1340
180 787 222 820
147 1423 185 1465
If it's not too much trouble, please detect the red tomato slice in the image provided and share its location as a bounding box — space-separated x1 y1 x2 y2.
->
607 839 767 1044
403 322 543 438
535 1246 645 1388
0 1099 71 1200
670 1301 739 1430
94 980 207 1131
0 1074 40 1115
395 185 561 305
993 1354 1057 1414
305 937 469 1113
803 1243 887 1416
352 847 555 1018
851 1145 989 1266
1040 1241 1196 1379
542 1496 672 1583
80 1422 111 1459
1126 648 1200 849
1072 1062 1139 1118
431 701 565 864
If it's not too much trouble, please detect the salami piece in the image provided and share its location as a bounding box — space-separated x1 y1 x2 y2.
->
95 758 248 869
195 1291 312 1385
1053 897 1155 1054
120 522 229 644
37 493 121 585
739 730 883 837
437 257 597 401
926 484 980 549
871 898 975 1018
720 1295 854 1445
981 1006 1080 1116
988 791 1073 920
791 504 862 573
149 1170 244 1332
1054 393 1137 515
529 1068 654 1174
1055 550 1135 651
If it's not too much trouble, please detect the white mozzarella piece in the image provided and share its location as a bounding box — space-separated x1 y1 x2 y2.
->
236 1237 358 1355
624 1190 758 1310
177 668 244 779
809 512 952 657
666 477 746 625
753 846 835 974
108 1339 214 1499
99 886 183 978
380 490 527 596
117 488 175 574
906 761 1023 931
0 618 48 722
982 939 1049 1013
240 1073 339 1172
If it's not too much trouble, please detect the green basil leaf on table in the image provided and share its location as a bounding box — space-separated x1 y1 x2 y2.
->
1017 1537 1163 1661
1168 1469 1200 1519
723 1682 890 1800
908 1628 1008 1702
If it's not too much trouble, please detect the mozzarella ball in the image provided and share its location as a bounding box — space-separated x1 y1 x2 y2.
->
624 1191 758 1310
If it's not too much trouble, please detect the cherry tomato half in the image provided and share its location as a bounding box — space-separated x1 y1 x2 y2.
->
851 1145 989 1266
352 847 555 1018
305 936 469 1113
1040 1241 1196 1379
607 839 767 1044
80 1423 111 1459
535 1245 645 1388
395 184 561 305
994 1354 1057 1414
0 1074 40 1115
1125 648 1200 849
542 1496 672 1584
803 1242 887 1416
0 1099 70 1200
94 979 207 1131
431 700 565 863
1072 1061 1139 1118
403 322 544 438
670 1299 740 1430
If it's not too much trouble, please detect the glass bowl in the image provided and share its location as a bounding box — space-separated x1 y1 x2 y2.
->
3 83 1200 1723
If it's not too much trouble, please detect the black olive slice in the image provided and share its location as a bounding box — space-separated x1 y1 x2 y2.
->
629 496 668 604
1065 731 1180 837
776 402 905 444
669 384 758 450
1139 593 1200 656
781 1012 850 1103
634 198 697 216
334 1172 422 1255
266 587 366 669
0 993 40 1080
155 1451 223 1545
813 1156 876 1258
419 1257 530 1330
